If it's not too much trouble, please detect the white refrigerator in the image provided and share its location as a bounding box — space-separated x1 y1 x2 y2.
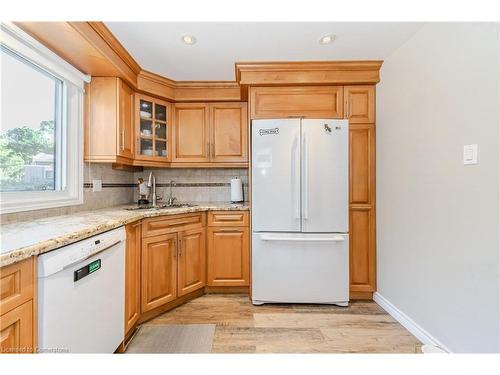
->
251 118 349 306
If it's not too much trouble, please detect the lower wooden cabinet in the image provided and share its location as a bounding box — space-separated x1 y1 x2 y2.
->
0 257 36 354
177 228 206 296
141 233 178 313
125 222 141 336
0 300 34 354
140 213 208 313
349 207 376 294
207 227 250 287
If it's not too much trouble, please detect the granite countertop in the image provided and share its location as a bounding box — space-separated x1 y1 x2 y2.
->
0 201 249 267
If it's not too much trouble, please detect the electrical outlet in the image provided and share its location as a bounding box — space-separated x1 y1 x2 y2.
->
92 179 102 192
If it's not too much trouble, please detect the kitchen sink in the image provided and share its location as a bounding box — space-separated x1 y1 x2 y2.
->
125 203 196 211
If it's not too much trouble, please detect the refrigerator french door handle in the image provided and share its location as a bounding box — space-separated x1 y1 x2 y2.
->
259 235 345 242
302 129 309 220
291 132 300 219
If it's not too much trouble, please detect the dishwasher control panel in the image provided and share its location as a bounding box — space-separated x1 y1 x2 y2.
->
74 259 102 282
38 227 125 278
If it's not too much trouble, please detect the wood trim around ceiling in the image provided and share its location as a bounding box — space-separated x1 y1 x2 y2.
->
14 22 384 103
86 22 142 75
235 60 383 84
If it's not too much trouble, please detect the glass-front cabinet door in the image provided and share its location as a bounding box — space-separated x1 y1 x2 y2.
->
135 94 171 163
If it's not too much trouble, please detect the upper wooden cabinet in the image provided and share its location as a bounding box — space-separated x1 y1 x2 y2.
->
135 93 172 164
174 102 248 164
173 103 210 163
349 125 375 205
344 85 375 123
210 103 248 162
250 86 344 119
85 77 135 163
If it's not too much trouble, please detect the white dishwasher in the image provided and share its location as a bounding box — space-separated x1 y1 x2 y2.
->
38 227 125 353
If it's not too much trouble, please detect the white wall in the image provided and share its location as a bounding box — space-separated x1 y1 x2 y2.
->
376 23 500 353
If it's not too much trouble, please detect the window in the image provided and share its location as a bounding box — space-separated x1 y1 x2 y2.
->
0 23 89 213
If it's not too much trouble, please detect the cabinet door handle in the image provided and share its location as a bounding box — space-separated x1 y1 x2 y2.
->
173 239 177 259
178 238 182 257
121 128 125 151
345 95 349 119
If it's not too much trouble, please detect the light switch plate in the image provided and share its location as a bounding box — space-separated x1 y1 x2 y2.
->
463 144 478 165
92 179 102 192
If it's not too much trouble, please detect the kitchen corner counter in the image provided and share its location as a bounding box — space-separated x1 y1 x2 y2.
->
0 202 249 267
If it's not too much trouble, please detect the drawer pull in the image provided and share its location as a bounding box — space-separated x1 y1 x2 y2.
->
216 215 242 221
149 219 197 229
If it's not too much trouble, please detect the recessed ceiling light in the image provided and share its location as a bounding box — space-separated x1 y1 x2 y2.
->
319 34 335 45
181 35 197 45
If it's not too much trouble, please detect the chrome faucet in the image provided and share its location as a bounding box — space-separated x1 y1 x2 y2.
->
147 171 157 207
167 180 177 206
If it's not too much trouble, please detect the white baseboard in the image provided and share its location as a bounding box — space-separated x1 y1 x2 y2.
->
373 292 451 353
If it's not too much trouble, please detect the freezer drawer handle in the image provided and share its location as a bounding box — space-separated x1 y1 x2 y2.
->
260 236 345 242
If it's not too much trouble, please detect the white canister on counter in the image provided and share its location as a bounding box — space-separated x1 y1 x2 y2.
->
230 177 243 203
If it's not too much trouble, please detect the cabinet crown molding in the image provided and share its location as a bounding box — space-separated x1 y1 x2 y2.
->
235 60 383 86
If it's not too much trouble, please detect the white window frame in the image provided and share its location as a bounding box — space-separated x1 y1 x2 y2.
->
0 22 91 214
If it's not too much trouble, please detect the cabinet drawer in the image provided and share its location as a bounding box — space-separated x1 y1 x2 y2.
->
208 211 249 227
142 213 205 237
0 257 34 315
0 300 34 354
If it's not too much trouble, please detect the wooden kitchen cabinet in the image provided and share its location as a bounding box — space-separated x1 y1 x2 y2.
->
173 102 248 165
141 233 178 313
140 213 206 314
85 77 135 164
207 227 249 287
347 101 376 298
350 125 375 205
124 222 141 336
135 93 172 164
209 103 248 162
177 227 206 296
173 103 210 163
344 85 375 123
0 301 34 354
250 86 344 119
349 207 376 294
207 211 250 287
0 257 36 353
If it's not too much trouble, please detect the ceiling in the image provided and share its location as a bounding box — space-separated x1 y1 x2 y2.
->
105 22 424 81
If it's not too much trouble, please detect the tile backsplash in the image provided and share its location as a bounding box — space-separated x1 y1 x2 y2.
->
133 168 249 203
0 164 248 224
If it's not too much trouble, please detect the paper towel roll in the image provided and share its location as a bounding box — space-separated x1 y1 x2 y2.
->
230 177 243 202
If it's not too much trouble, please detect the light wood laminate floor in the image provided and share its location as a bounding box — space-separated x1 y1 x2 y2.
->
144 294 421 353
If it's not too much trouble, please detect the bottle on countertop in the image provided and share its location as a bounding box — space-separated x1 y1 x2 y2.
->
137 177 149 205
